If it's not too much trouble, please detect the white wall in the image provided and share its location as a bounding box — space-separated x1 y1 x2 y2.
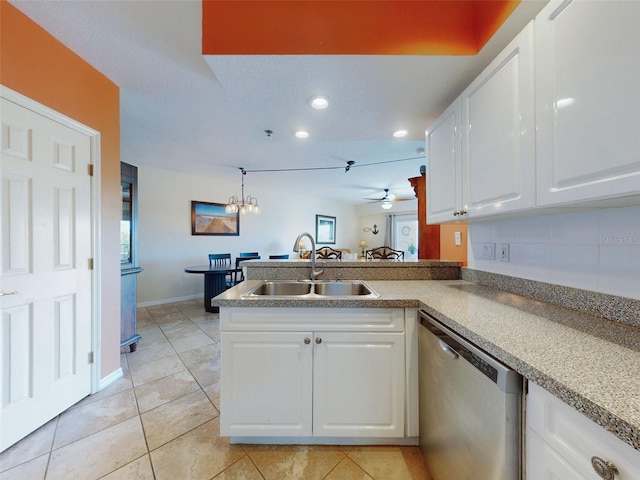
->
355 199 418 255
467 205 640 300
137 166 359 304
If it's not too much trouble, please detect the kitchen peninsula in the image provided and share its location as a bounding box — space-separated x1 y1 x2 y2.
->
241 258 462 282
213 267 640 470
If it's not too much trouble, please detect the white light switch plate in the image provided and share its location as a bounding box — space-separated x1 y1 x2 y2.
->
454 231 462 246
482 243 495 260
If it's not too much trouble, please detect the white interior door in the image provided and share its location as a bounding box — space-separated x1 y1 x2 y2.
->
1 96 93 451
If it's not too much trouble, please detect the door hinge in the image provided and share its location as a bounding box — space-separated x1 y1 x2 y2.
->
88 258 94 270
88 352 94 364
88 163 94 176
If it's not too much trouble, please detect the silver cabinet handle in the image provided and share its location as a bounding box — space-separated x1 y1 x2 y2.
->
0 291 18 297
591 456 618 480
315 337 322 344
304 338 311 345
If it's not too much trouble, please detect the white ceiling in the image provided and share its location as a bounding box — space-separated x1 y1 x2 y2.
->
10 0 546 206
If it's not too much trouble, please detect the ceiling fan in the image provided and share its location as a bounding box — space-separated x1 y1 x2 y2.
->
365 188 414 210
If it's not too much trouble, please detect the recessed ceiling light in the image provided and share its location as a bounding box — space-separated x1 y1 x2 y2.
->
295 130 309 139
393 129 408 138
309 96 329 110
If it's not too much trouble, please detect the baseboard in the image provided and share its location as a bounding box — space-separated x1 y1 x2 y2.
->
97 367 123 392
137 294 200 308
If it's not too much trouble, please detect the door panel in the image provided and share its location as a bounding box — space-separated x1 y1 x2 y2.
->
1 97 93 451
313 332 405 437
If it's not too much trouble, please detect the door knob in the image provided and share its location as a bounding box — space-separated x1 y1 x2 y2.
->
315 337 322 344
304 338 311 345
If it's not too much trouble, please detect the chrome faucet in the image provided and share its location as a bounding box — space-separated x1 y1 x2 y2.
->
292 232 324 280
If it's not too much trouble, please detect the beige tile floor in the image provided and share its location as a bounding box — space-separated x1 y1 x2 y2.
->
0 300 431 480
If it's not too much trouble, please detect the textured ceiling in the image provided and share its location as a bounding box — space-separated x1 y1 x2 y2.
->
9 0 546 206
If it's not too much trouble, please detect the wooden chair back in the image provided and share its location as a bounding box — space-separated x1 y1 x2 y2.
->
315 247 342 259
365 247 404 260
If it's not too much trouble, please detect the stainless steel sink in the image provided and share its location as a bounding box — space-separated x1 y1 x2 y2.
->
246 281 312 296
242 280 379 298
313 281 374 296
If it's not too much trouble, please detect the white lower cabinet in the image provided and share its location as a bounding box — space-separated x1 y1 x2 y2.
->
313 332 405 437
526 382 640 479
220 308 411 441
221 331 314 437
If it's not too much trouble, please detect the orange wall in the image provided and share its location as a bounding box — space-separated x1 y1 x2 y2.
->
203 0 520 55
1 1 122 379
441 224 468 266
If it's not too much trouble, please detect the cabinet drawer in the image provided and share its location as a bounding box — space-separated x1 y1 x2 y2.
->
527 382 640 479
220 307 405 332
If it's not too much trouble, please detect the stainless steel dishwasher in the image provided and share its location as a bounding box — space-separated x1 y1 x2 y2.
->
418 310 523 480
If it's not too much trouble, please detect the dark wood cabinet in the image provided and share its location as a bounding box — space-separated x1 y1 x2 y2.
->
409 173 441 259
121 162 142 351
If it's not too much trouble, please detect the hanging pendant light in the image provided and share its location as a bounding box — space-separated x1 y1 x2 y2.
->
225 168 260 214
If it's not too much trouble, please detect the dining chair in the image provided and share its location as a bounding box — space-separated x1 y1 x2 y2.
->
239 251 259 258
365 246 404 260
208 253 234 288
234 255 261 284
315 246 342 259
269 254 289 259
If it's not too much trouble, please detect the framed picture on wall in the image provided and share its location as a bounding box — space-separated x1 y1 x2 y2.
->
315 214 336 244
191 201 239 236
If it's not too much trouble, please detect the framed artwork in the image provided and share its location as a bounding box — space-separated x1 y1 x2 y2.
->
315 214 336 244
191 201 239 236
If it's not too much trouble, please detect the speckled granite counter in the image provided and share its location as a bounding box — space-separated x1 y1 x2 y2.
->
243 259 461 281
213 279 640 452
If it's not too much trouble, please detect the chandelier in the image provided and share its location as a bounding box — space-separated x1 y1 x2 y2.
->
225 168 260 214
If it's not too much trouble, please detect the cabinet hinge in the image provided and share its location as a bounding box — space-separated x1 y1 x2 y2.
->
88 258 94 270
88 352 94 364
88 163 94 176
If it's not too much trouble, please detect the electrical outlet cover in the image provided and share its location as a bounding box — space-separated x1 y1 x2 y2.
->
499 244 510 262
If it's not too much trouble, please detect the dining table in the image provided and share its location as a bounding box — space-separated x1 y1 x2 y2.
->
184 265 238 313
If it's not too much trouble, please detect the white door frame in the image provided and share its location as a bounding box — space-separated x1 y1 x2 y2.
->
1 85 102 394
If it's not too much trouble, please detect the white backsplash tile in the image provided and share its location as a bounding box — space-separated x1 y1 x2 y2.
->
516 216 552 244
468 205 640 300
491 219 518 243
550 209 600 245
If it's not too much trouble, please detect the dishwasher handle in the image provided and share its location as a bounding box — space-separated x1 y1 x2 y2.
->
438 339 459 359
419 310 523 394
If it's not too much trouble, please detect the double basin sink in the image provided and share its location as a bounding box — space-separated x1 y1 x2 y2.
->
242 280 379 298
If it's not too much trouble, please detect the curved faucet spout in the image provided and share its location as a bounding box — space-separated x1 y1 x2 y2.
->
292 232 324 280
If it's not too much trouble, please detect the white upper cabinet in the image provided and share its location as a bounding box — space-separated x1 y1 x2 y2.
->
427 21 535 224
426 100 462 224
461 20 536 217
536 0 640 206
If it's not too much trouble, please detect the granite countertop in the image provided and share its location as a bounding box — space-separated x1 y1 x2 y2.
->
214 279 640 452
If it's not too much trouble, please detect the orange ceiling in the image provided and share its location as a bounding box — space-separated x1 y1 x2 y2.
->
202 0 520 55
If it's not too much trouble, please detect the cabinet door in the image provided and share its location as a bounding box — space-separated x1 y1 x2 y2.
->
313 332 405 437
461 21 535 217
526 429 584 480
527 382 640 479
426 99 463 224
220 331 313 437
536 0 640 206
